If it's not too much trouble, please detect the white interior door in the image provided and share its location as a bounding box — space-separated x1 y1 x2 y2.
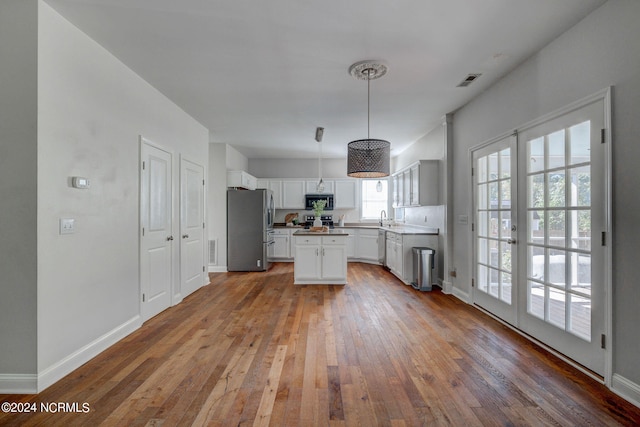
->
180 157 206 298
140 139 173 321
473 135 518 325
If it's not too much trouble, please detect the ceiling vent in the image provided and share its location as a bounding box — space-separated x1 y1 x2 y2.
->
457 73 482 87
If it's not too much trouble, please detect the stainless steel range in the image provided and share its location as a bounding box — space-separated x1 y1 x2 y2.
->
304 215 334 229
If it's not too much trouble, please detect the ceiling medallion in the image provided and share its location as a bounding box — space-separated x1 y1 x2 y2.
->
348 61 388 81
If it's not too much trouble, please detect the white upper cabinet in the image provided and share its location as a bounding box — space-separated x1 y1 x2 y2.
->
334 179 357 209
282 180 305 208
305 180 334 194
392 160 439 207
227 170 257 190
268 180 283 209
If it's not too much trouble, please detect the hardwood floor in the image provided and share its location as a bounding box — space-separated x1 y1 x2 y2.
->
1 262 639 426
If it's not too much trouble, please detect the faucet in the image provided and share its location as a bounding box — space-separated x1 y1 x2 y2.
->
380 210 387 226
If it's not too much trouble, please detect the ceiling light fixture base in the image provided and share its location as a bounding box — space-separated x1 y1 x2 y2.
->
349 61 388 81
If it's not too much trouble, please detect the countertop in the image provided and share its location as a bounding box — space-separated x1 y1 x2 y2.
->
275 223 438 235
292 229 350 236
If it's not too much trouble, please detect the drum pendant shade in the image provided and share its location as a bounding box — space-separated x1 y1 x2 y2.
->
347 139 390 178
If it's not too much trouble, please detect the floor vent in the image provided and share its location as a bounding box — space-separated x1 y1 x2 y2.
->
209 239 218 265
457 73 482 87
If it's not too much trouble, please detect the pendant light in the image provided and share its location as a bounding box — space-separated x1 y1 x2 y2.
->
315 127 325 193
347 61 391 178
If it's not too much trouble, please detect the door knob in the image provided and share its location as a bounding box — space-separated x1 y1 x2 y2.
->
166 236 174 241
507 238 516 245
182 234 189 239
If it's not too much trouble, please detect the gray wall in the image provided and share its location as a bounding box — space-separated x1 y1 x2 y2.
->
0 0 38 378
451 0 640 387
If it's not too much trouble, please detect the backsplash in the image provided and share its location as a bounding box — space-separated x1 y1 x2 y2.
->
403 205 444 229
275 209 360 224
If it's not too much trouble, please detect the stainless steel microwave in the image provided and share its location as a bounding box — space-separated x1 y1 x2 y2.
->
304 194 334 210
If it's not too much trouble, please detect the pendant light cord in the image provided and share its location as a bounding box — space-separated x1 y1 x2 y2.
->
367 69 371 139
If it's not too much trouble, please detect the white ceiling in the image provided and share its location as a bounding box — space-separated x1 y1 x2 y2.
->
44 0 605 159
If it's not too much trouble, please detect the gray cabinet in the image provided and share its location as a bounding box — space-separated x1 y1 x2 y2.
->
385 231 438 285
392 160 439 207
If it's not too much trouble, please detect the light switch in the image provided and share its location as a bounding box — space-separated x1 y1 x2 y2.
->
60 218 75 234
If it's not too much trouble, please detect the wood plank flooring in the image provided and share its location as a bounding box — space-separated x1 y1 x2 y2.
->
2 262 639 426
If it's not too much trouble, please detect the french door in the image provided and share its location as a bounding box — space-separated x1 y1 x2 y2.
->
473 135 518 325
473 91 609 376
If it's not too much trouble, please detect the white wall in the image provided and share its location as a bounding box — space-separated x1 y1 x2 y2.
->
393 124 445 172
209 143 228 270
226 144 249 171
451 0 640 389
0 0 38 384
28 1 208 391
249 158 347 179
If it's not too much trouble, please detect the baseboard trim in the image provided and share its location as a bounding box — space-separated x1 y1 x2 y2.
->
208 265 227 273
612 374 640 408
441 280 453 294
37 315 142 393
451 285 470 303
0 374 38 394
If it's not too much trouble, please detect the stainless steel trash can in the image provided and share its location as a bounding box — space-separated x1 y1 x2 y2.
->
411 247 435 291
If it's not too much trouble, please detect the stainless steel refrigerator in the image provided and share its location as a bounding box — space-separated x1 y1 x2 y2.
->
227 189 275 271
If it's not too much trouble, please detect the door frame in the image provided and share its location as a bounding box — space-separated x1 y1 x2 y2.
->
468 87 612 385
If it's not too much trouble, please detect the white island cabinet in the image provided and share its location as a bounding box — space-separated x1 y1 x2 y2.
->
293 231 349 285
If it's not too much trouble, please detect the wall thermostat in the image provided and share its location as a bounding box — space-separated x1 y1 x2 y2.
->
72 176 90 189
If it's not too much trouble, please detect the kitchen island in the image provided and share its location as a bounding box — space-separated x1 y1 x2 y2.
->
292 229 349 285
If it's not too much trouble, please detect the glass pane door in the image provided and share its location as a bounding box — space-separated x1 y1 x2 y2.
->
517 98 606 375
473 135 517 324
472 92 608 377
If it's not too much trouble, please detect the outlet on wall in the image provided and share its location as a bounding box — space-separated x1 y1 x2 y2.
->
60 218 75 234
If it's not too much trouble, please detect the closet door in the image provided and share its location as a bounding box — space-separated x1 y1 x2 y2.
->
180 157 206 298
140 139 173 321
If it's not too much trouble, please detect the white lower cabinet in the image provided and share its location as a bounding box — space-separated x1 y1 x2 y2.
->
355 228 379 262
293 234 348 284
341 228 356 259
294 244 321 280
270 229 291 259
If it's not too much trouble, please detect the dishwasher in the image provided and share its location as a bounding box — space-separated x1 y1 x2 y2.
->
378 228 387 266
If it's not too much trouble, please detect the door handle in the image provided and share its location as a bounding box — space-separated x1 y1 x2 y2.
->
182 234 189 239
166 236 174 241
507 238 516 245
